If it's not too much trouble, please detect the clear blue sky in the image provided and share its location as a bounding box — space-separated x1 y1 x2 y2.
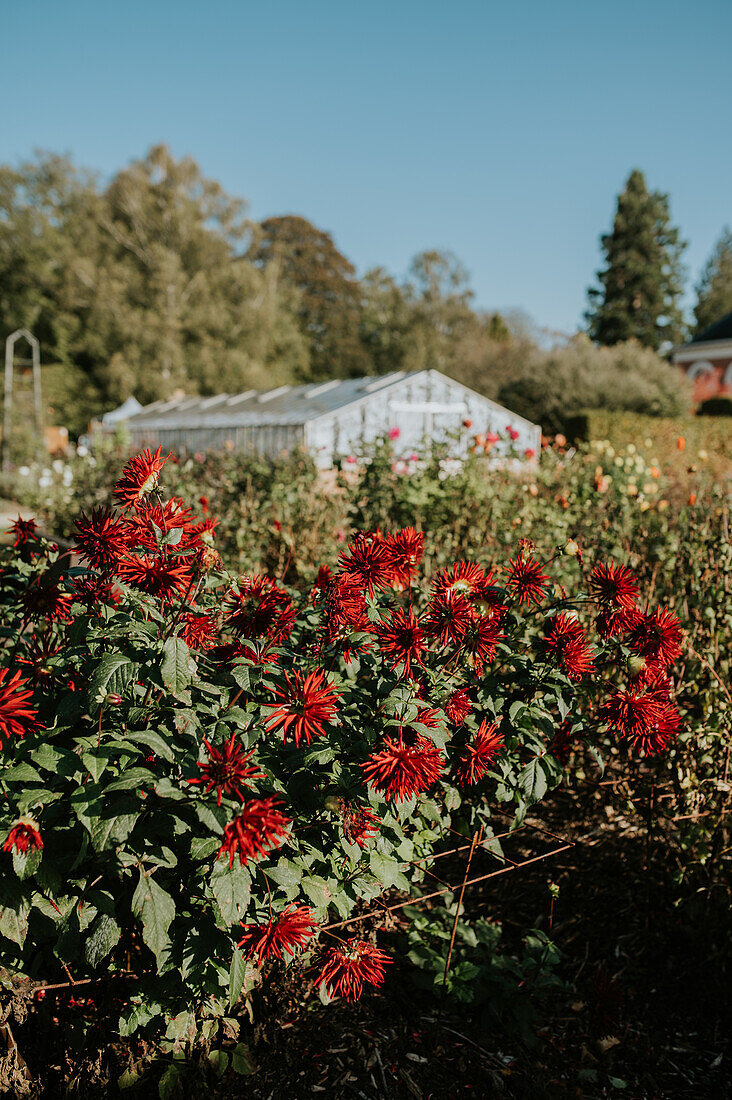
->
3 0 730 336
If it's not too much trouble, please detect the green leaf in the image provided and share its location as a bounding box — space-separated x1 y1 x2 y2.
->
518 757 548 804
105 767 156 793
266 858 302 893
81 750 110 783
231 1042 256 1075
230 664 251 692
191 835 219 861
12 847 42 881
369 850 409 891
85 913 121 968
125 729 175 762
1 761 42 784
228 948 247 1011
208 1050 229 1078
0 904 29 947
132 873 175 965
158 1064 180 1100
210 861 251 926
161 637 196 699
89 654 136 707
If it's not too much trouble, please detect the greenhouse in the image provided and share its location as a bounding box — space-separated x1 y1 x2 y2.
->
107 369 540 467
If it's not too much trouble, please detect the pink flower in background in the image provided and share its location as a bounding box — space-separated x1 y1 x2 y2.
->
485 432 500 445
524 448 536 459
337 529 346 542
409 452 419 461
506 426 520 441
346 455 357 464
388 427 401 440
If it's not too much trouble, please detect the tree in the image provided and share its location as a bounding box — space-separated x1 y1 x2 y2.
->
249 215 369 381
358 267 412 376
586 169 686 351
693 228 732 335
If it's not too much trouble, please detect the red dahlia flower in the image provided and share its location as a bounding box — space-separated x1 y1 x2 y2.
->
3 820 43 855
9 517 39 547
316 939 392 1001
444 688 473 726
17 635 62 688
423 592 474 647
123 498 197 553
602 686 680 755
310 564 333 603
363 734 444 801
264 669 340 747
453 720 504 784
116 553 193 602
218 798 291 867
189 734 264 804
112 447 169 511
224 575 295 643
589 562 639 608
374 606 426 678
432 561 490 601
74 507 129 571
504 554 549 605
383 527 424 588
543 613 596 680
596 604 638 639
340 801 380 848
21 577 72 622
0 670 38 747
461 615 504 672
179 612 218 650
625 606 683 670
238 905 317 962
339 533 394 597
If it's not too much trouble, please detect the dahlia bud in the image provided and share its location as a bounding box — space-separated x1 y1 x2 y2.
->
105 693 122 705
564 539 579 557
197 545 222 572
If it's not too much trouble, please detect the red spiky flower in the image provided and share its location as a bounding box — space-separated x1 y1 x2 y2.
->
316 939 392 1002
543 613 596 680
189 734 264 804
453 720 504 785
384 527 424 588
9 517 38 547
625 606 683 670
340 801 380 848
432 561 490 601
113 447 169 511
423 592 474 647
74 507 129 571
374 606 426 678
444 688 473 726
116 553 193 602
461 615 504 672
602 680 680 756
264 669 340 747
589 562 639 608
310 564 333 604
17 634 62 688
238 905 317 963
363 734 444 801
179 612 218 650
218 798 291 867
504 554 549 605
21 577 72 622
339 533 394 597
3 820 43 855
224 575 296 643
0 669 37 748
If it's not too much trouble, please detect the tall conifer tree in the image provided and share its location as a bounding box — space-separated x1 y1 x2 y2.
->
693 228 732 334
586 169 686 351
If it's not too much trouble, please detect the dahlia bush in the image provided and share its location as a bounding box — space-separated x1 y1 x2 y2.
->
0 448 685 1041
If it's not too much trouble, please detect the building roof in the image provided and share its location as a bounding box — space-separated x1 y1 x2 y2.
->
122 370 538 432
690 310 732 345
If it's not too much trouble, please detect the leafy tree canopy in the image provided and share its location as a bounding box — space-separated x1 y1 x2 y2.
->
693 227 732 335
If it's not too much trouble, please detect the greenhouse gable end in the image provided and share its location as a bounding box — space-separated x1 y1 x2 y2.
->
111 370 540 466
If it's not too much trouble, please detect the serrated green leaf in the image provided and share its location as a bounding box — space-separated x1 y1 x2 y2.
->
125 729 175 762
132 873 175 965
161 637 196 698
0 905 29 947
518 757 548 804
89 654 136 707
105 767 156 792
228 947 247 1010
85 913 121 968
210 861 251 926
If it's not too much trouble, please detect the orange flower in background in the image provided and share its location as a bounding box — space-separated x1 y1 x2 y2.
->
650 467 660 479
688 493 697 505
554 433 567 448
676 436 685 451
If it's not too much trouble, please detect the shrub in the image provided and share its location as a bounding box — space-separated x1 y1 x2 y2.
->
497 334 690 435
697 395 732 416
0 448 685 1051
